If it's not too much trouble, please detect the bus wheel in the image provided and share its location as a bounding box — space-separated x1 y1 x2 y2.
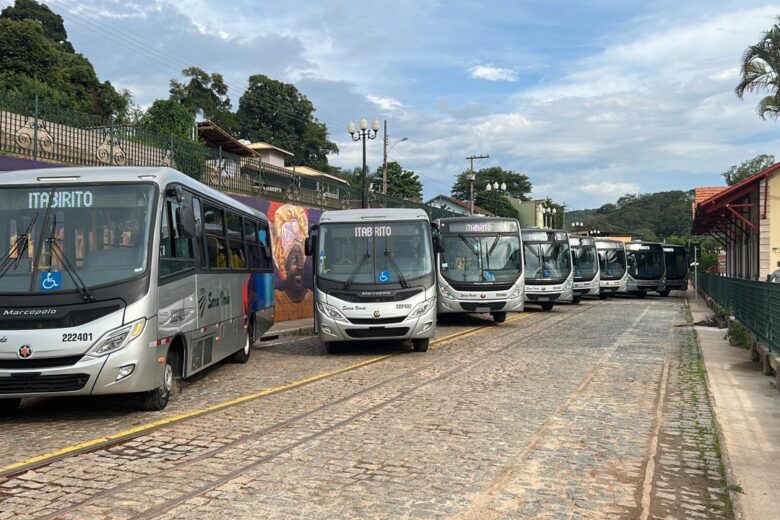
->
325 342 341 354
572 295 582 305
140 356 173 411
412 338 429 352
0 398 20 417
541 302 554 311
658 289 671 297
636 291 647 299
491 312 507 323
599 293 608 300
231 322 253 364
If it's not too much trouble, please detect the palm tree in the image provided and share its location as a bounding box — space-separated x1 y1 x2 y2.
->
736 17 780 119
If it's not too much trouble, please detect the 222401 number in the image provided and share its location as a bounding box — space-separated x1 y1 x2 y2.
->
62 332 93 342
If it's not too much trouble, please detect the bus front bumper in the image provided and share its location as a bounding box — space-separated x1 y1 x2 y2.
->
600 278 627 294
573 279 600 296
524 283 574 304
626 279 661 292
317 305 436 343
437 285 524 315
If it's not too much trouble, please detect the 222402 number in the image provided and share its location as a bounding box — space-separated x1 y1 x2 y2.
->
62 332 93 342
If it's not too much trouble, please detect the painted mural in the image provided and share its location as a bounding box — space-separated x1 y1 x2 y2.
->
230 194 322 322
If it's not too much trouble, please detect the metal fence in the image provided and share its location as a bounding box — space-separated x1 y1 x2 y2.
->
698 273 780 353
0 92 457 220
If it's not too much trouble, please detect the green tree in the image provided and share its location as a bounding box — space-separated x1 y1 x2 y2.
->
370 162 423 200
0 2 131 119
169 67 235 130
236 74 338 170
0 0 72 51
138 99 195 141
722 154 775 185
736 17 780 119
451 166 532 202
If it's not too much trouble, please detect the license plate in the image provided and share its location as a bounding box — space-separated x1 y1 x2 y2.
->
476 306 491 313
536 297 549 302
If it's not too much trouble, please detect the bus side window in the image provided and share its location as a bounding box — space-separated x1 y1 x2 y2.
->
258 221 272 270
192 197 205 269
203 204 228 269
226 212 246 269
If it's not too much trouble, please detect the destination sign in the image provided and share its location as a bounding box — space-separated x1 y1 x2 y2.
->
596 241 621 250
522 230 568 242
443 220 518 234
28 190 93 209
569 237 594 247
663 247 675 252
354 225 392 237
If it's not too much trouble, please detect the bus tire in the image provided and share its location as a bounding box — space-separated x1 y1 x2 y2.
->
231 322 253 364
658 289 671 297
139 355 173 411
541 302 554 311
0 398 20 417
599 293 608 300
636 291 647 299
412 338 429 352
325 342 341 354
572 295 582 305
491 312 507 323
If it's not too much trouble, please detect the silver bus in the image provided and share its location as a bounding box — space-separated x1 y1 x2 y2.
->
435 217 524 322
569 235 600 303
595 239 628 298
658 244 688 296
305 208 439 353
625 241 665 297
0 167 274 415
521 228 574 311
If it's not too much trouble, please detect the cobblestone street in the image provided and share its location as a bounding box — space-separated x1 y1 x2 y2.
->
0 295 732 519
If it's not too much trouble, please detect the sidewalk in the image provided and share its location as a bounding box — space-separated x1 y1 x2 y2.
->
688 290 780 520
260 317 314 341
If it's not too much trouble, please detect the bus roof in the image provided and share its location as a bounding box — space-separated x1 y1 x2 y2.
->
437 216 518 224
0 166 266 222
319 208 429 223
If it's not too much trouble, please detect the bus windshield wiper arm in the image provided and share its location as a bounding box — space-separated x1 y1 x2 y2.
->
384 249 408 288
0 212 37 281
46 215 95 302
344 251 370 290
458 233 479 256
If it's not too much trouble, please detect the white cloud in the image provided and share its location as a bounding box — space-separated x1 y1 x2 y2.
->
366 95 404 111
581 182 640 195
469 64 518 82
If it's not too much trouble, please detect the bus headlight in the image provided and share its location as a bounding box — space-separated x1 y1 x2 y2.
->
409 298 435 318
564 280 573 291
317 303 348 323
508 286 522 299
91 319 146 356
440 285 457 300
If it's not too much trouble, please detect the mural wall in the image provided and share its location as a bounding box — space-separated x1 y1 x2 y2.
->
230 194 322 322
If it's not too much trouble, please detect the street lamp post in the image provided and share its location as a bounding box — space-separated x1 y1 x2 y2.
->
383 135 408 195
485 181 507 215
571 221 584 234
348 117 380 209
542 206 557 228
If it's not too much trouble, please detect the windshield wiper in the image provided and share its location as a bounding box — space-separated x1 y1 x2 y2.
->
458 233 479 256
485 233 503 270
384 249 408 288
45 215 95 302
0 212 38 281
344 250 370 290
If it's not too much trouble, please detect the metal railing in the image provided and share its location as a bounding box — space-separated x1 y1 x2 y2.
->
0 92 457 219
698 273 779 353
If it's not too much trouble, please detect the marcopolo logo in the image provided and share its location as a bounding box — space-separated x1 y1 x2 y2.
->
2 308 58 318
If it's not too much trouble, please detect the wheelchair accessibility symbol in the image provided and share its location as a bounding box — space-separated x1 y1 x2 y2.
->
39 271 62 291
377 271 391 283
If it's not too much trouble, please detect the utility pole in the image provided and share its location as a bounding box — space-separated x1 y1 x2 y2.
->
466 154 489 215
382 120 388 195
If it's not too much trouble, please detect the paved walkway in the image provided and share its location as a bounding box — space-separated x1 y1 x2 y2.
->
260 317 314 341
689 289 780 520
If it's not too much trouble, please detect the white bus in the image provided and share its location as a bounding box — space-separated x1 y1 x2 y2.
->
595 238 628 298
305 208 440 353
0 167 274 415
625 241 665 297
435 217 524 322
521 228 574 311
569 235 600 303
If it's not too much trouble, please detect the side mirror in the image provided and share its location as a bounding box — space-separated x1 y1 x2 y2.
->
431 224 445 253
179 206 196 238
166 185 184 202
304 236 314 257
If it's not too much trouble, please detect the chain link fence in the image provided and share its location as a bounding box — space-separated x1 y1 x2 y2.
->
698 273 779 353
0 92 457 220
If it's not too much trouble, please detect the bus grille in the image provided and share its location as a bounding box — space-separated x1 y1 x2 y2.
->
448 282 514 291
0 374 90 394
0 305 122 330
329 289 422 303
345 327 409 338
347 317 406 325
526 294 561 302
0 355 83 369
459 302 506 312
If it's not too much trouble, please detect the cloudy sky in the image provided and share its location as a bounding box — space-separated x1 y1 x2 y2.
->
15 0 780 208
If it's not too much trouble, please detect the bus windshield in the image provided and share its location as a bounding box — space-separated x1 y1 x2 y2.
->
0 184 155 294
664 248 688 280
597 247 626 280
522 232 571 281
317 221 432 286
626 245 664 280
571 242 598 280
440 233 522 283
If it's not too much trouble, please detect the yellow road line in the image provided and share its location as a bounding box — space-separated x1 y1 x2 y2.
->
0 314 529 476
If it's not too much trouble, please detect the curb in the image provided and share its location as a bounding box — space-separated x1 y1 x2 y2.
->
260 324 315 342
